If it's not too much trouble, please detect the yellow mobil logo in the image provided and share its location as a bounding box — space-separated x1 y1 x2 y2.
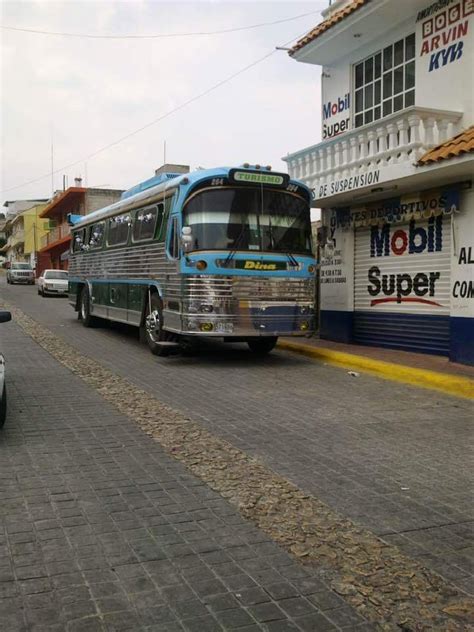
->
244 261 277 271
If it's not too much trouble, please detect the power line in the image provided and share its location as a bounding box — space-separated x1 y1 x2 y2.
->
1 9 322 40
1 27 312 195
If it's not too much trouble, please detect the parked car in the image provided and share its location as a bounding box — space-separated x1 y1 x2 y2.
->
37 269 69 297
0 310 12 428
6 262 35 285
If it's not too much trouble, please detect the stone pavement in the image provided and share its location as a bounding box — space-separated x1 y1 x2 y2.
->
1 319 372 631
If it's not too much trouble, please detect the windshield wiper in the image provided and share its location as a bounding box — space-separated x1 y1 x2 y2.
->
223 226 247 267
286 252 299 267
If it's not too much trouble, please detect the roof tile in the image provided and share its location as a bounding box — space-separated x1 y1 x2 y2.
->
290 0 370 55
418 126 474 165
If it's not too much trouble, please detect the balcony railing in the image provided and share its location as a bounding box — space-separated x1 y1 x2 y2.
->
40 222 70 249
285 107 463 199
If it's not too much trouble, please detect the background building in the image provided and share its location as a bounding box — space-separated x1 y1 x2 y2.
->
1 203 49 267
285 0 474 365
37 180 123 275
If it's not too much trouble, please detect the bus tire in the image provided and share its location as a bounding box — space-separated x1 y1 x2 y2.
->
247 337 278 355
79 286 99 327
143 293 170 357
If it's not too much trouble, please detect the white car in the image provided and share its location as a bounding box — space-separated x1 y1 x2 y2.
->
0 310 12 429
37 269 69 297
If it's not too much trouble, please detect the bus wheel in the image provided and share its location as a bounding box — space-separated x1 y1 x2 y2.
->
143 293 170 356
247 337 278 355
79 286 98 327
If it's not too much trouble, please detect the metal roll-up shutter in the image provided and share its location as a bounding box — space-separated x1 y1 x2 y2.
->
354 215 451 355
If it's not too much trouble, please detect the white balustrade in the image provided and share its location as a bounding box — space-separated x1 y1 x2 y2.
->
285 107 462 196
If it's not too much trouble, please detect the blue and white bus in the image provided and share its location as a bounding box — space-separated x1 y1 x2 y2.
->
68 164 316 356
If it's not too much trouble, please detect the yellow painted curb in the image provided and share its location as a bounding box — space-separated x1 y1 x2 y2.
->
277 340 474 400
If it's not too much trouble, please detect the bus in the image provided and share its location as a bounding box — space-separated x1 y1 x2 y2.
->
68 164 316 356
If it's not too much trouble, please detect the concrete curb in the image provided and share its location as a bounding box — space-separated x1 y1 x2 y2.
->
277 340 474 400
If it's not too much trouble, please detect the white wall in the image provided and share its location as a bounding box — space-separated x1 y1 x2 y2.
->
416 3 473 123
451 187 474 318
319 208 354 312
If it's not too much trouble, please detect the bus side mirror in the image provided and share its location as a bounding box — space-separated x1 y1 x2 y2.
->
181 226 193 253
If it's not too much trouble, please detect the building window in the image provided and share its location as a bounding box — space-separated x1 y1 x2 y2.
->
354 33 415 128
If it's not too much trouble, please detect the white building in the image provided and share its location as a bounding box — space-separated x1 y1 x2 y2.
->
285 0 474 365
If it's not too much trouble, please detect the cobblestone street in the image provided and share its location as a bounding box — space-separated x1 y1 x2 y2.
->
1 279 473 630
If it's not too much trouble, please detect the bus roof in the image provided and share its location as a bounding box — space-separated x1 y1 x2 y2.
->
70 166 312 229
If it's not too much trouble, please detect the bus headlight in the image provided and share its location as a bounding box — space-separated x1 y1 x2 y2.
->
299 321 309 331
196 260 207 271
308 265 315 274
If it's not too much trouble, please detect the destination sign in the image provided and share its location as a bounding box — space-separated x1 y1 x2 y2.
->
229 169 289 187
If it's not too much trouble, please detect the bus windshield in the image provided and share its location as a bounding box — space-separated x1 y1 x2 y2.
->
184 187 312 254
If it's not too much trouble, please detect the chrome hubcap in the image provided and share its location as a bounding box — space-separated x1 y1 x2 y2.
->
146 309 161 343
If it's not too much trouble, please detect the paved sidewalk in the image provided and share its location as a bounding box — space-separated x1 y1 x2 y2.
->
1 321 370 631
280 335 474 379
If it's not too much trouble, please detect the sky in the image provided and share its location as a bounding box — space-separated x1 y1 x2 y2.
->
1 0 326 204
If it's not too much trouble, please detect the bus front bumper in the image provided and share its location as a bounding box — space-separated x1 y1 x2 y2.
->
165 302 315 337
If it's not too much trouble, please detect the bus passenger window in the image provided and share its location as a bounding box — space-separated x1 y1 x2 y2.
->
73 229 85 252
107 214 131 246
169 217 180 258
132 204 162 242
89 222 105 249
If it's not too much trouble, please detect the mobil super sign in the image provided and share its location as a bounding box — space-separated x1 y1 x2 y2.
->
367 216 445 307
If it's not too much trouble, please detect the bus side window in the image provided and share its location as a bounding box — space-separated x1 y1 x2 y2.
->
168 217 180 259
155 203 165 241
107 214 131 247
73 229 85 253
132 204 163 242
158 195 173 242
89 222 105 249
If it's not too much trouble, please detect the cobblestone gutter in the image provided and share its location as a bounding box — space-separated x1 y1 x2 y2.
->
3 301 473 632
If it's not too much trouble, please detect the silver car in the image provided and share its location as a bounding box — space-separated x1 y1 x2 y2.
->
37 269 69 297
0 310 12 429
6 262 35 285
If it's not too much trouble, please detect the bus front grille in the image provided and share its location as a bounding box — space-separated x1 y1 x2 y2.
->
183 275 314 303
